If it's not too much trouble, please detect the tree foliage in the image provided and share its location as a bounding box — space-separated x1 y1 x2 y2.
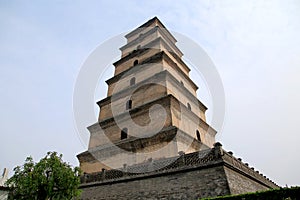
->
6 152 81 200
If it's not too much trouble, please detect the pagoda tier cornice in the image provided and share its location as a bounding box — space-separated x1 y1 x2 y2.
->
120 25 183 58
78 126 208 163
114 37 188 73
100 69 206 112
109 50 195 90
94 94 214 135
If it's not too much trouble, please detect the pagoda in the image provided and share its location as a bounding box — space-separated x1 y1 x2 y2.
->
77 17 279 200
77 17 216 173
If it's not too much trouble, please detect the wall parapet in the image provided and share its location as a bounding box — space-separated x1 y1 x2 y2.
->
80 142 278 189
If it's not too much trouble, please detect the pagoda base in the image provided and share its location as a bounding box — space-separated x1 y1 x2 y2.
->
78 143 279 200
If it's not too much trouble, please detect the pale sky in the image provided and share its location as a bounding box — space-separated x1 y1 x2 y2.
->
1 0 300 186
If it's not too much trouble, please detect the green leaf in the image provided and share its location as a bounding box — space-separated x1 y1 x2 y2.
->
6 151 81 200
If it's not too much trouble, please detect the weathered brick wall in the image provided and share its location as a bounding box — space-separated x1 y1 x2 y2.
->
224 166 270 194
80 165 230 200
79 145 279 199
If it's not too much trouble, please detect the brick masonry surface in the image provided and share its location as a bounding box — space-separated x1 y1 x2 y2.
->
79 144 278 199
80 166 230 200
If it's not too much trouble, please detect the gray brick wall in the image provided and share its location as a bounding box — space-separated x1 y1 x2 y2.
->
80 166 230 200
224 167 270 194
79 146 279 199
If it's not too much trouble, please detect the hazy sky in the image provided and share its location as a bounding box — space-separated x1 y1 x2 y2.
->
1 1 299 186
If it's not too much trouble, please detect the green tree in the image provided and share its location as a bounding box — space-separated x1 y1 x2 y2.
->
6 152 81 200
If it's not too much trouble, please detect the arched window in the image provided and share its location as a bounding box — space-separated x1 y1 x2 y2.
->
121 128 128 140
130 77 136 86
137 45 141 50
133 60 138 66
196 130 201 141
187 103 191 111
180 81 184 86
126 100 132 110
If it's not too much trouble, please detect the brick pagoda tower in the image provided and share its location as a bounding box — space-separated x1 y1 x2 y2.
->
77 17 217 173
77 17 279 199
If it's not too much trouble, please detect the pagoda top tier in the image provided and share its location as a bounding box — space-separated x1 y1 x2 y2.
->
120 17 184 59
125 17 177 44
